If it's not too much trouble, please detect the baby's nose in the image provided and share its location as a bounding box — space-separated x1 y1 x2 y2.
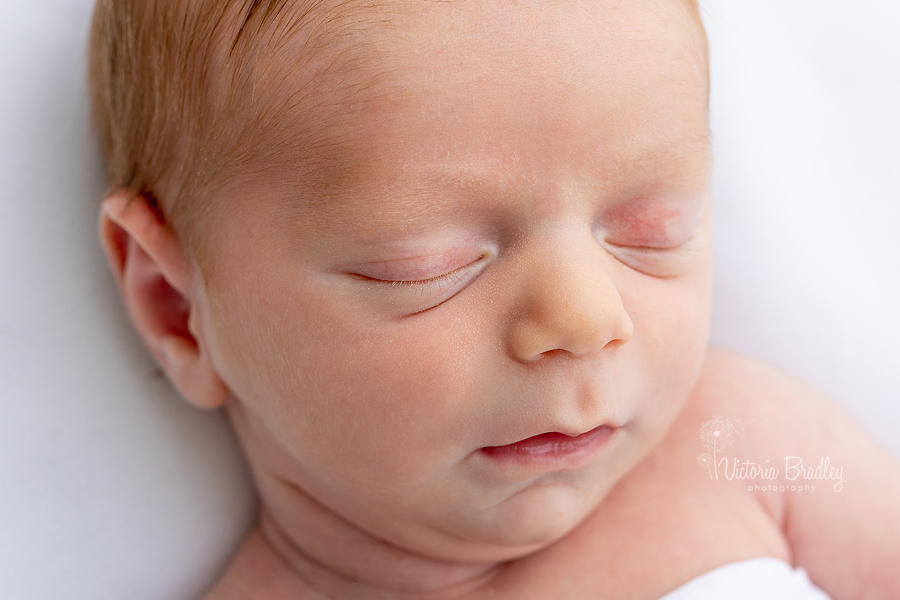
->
505 230 633 363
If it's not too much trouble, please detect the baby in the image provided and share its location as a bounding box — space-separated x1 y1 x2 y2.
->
88 0 900 598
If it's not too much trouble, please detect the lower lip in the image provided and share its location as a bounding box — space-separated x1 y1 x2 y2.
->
479 425 617 470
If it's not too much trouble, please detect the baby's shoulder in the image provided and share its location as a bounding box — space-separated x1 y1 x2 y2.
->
657 347 860 532
687 346 822 423
681 347 842 459
683 346 894 466
680 347 900 598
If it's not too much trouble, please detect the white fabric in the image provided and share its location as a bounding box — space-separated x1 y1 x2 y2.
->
0 1 897 599
659 558 832 600
704 0 900 455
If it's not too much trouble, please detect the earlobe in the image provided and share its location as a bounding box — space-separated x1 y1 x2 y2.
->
98 191 229 410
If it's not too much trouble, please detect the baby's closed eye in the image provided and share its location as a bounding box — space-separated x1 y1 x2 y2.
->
595 194 707 277
348 250 494 314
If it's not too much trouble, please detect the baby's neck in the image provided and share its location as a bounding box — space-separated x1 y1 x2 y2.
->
255 493 501 599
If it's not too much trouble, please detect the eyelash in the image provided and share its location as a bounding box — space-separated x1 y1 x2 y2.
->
602 236 700 277
606 241 685 254
386 268 468 291
358 254 489 291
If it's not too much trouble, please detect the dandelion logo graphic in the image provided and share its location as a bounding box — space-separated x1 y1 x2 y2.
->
696 416 736 479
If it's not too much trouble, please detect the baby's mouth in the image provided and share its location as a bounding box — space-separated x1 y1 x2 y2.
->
479 425 617 469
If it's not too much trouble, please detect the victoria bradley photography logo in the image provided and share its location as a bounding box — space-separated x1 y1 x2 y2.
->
696 416 846 492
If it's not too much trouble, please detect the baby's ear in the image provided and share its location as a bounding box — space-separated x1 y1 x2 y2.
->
98 191 228 410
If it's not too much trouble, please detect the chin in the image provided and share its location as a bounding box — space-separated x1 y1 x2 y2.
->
465 481 600 553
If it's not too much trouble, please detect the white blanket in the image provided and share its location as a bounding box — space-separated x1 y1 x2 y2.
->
659 558 832 600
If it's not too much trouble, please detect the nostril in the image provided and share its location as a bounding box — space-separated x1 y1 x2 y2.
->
538 348 577 361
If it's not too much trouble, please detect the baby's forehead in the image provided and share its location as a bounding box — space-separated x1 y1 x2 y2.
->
249 0 706 100
189 0 709 273
237 0 708 179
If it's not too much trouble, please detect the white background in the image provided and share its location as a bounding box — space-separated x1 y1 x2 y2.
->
1 1 898 598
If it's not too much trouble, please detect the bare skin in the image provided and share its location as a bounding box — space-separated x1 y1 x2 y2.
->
95 0 900 598
201 349 900 600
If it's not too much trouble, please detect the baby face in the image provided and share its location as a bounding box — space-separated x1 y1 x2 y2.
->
194 0 711 563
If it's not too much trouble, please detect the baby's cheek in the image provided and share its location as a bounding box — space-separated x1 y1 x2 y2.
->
245 299 479 481
623 269 710 387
